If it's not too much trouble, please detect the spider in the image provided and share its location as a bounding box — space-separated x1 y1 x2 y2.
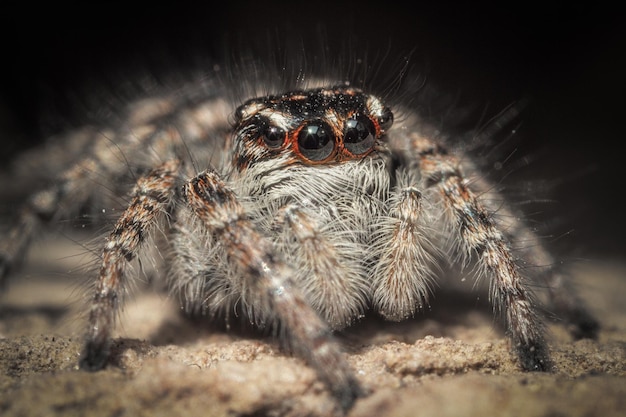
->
0 72 599 413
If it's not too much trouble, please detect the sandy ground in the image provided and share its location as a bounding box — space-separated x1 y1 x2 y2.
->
0 236 625 417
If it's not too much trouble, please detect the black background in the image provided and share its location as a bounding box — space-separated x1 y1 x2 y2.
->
1 2 624 260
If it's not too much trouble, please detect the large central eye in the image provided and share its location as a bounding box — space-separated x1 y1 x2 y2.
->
297 122 335 161
344 115 376 155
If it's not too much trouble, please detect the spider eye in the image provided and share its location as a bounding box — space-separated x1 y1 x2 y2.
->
297 122 335 161
261 125 286 148
344 115 376 155
377 107 394 132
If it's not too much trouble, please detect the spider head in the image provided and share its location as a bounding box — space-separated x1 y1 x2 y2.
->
232 87 393 171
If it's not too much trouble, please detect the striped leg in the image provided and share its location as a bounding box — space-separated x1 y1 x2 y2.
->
272 204 369 330
183 170 363 411
468 173 599 339
0 136 121 283
0 95 229 285
411 134 551 371
80 160 180 370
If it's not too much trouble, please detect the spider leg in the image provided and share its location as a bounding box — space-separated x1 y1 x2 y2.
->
470 172 599 339
80 159 181 370
272 203 370 330
183 170 363 411
410 134 551 371
0 129 116 282
0 95 229 285
0 125 164 283
371 170 438 321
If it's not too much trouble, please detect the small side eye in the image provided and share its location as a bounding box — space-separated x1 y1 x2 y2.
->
261 125 286 148
344 115 376 155
297 122 335 161
377 107 394 132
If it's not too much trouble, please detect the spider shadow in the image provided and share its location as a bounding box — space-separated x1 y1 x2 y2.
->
147 306 285 348
140 284 499 357
0 305 69 332
338 286 500 353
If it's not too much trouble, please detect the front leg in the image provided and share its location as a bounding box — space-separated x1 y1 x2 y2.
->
80 160 181 370
272 203 369 330
371 170 437 321
183 170 363 412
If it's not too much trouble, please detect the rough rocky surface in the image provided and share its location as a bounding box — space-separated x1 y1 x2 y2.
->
0 237 624 416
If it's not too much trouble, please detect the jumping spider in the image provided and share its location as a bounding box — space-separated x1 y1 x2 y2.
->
0 75 599 413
